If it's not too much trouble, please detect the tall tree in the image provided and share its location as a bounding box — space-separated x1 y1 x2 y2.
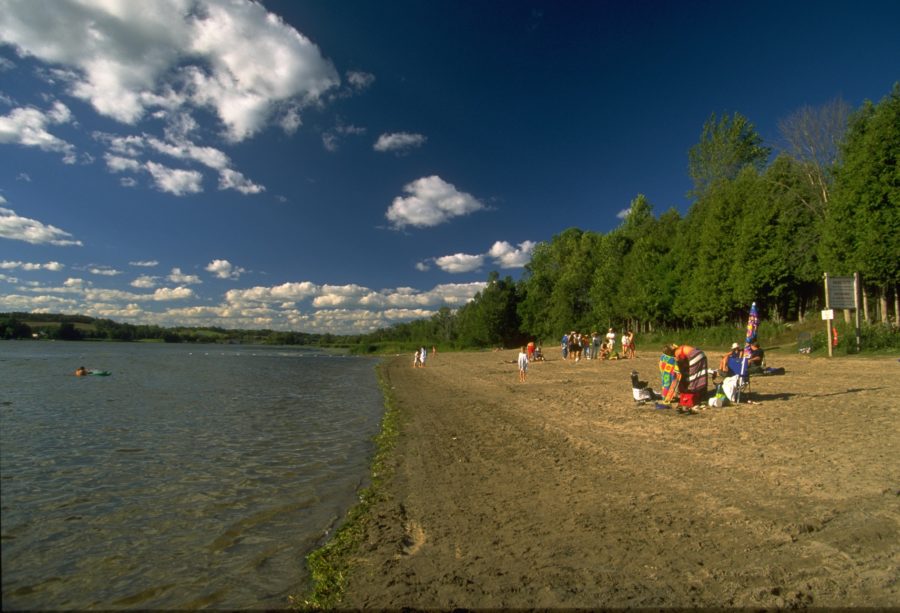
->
606 195 678 331
518 228 600 340
688 112 771 198
517 238 564 341
457 272 521 347
823 84 900 322
758 155 823 320
589 230 628 328
777 97 851 218
672 179 746 324
729 159 821 321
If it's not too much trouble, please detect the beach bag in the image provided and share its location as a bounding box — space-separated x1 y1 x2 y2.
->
721 375 740 402
708 384 728 407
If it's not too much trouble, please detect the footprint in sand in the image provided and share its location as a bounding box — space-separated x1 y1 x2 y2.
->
402 519 426 556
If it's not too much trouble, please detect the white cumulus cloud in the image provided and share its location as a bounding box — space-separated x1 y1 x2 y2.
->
145 161 203 195
386 175 484 229
168 267 202 285
312 284 372 308
205 259 246 280
153 286 195 301
0 102 77 163
88 266 122 276
98 132 266 195
0 206 83 246
0 0 340 142
374 131 427 153
419 240 536 274
104 153 142 173
131 275 158 289
0 260 64 271
225 281 320 306
488 240 536 268
218 168 264 194
433 253 485 274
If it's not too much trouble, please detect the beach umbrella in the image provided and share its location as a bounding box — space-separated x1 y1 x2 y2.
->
736 302 759 403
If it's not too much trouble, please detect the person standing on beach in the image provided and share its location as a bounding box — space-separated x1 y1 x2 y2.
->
673 343 708 411
570 332 581 362
626 330 636 359
606 328 616 353
517 346 529 382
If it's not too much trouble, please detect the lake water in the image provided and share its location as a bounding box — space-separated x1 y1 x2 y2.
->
0 341 384 610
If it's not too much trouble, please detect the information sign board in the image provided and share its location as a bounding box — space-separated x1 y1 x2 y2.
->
828 276 856 309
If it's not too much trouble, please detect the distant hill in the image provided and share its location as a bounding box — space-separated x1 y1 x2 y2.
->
0 312 336 345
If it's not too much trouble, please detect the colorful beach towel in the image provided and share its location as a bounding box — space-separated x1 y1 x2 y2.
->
659 354 680 402
683 348 708 393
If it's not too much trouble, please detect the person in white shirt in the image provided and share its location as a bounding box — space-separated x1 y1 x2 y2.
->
517 346 529 382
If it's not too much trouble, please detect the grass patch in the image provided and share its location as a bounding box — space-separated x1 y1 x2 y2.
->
630 319 900 356
294 360 400 610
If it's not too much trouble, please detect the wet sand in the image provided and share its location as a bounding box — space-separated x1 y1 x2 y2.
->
341 351 899 609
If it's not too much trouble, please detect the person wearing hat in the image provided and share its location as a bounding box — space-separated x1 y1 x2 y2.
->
747 341 766 372
718 342 742 377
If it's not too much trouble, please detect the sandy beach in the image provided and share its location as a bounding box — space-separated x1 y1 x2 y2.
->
336 349 900 609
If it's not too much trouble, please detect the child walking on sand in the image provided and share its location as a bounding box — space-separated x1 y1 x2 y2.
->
517 346 529 382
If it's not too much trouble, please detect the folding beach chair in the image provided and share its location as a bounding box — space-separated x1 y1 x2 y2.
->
725 355 751 402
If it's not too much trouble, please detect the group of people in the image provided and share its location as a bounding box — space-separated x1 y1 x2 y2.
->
716 341 764 377
560 328 636 362
517 331 770 398
657 340 769 411
413 346 436 368
525 341 544 362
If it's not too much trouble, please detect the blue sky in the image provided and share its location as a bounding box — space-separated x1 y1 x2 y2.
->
1 0 898 334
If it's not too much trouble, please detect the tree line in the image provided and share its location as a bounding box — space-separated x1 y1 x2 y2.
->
355 85 899 351
0 312 333 346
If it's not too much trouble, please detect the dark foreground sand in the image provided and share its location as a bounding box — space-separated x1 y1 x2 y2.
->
341 351 899 609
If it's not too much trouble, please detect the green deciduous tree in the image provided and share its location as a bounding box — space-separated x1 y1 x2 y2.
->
0 316 33 339
822 84 900 322
752 155 823 320
588 195 679 332
688 112 771 199
456 272 522 347
518 228 601 340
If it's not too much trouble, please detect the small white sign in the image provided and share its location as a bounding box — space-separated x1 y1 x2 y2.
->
821 309 834 320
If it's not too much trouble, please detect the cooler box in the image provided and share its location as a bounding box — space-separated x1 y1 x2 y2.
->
678 392 702 408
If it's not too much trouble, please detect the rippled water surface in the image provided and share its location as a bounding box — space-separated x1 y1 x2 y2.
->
0 341 383 610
